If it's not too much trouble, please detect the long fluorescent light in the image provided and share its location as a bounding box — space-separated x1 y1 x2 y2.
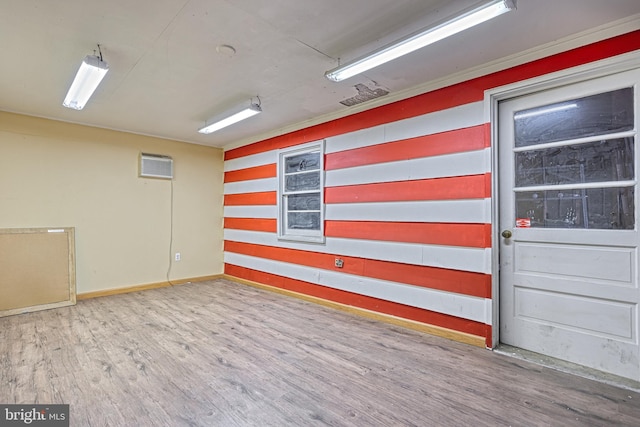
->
63 54 109 110
325 0 516 82
198 103 262 134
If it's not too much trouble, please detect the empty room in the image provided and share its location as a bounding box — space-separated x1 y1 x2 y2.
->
2 1 640 425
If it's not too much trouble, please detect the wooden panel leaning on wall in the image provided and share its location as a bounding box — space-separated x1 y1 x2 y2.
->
0 227 76 317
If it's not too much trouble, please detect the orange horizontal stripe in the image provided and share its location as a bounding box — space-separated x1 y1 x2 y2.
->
224 191 276 206
484 173 492 198
325 174 490 204
225 264 487 337
224 32 640 161
224 240 490 298
224 164 276 183
325 221 491 248
483 123 491 148
325 126 485 171
224 218 277 232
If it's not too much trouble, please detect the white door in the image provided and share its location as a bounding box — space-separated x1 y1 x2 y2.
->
499 68 640 381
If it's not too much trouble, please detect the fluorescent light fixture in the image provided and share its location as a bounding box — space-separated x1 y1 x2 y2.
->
63 54 109 110
198 103 262 134
325 0 516 82
514 103 578 120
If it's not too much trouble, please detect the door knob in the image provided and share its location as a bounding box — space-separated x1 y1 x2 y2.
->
501 230 512 238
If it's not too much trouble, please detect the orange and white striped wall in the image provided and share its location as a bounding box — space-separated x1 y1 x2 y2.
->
223 30 640 348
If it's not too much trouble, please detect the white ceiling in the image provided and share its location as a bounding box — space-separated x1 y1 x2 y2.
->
1 0 639 149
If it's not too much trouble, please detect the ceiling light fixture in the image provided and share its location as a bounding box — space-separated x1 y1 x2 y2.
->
198 100 262 134
63 44 109 110
325 0 516 82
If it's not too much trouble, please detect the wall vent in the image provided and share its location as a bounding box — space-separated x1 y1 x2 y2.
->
139 153 173 179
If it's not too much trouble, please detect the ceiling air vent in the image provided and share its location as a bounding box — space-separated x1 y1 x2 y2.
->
340 83 389 107
139 153 173 179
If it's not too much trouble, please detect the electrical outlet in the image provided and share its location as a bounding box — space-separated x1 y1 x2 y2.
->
334 258 344 268
175 252 181 261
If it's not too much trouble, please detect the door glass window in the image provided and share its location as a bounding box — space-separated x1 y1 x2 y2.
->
516 187 634 229
515 138 634 187
514 88 633 147
513 87 635 230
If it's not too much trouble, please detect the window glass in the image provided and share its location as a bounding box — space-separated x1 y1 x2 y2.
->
515 138 634 187
284 152 320 173
516 187 634 229
287 212 321 230
287 193 321 211
514 88 633 147
285 171 320 192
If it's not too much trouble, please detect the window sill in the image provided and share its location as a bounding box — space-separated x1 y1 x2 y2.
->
277 234 326 244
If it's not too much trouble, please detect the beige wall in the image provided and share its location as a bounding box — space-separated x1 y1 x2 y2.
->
0 112 224 294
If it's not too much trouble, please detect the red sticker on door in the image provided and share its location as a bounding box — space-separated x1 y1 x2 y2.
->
516 218 531 228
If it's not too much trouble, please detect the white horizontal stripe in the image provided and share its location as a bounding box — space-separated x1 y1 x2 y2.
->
224 177 277 195
224 205 277 219
325 126 385 154
224 150 276 172
223 229 491 274
225 252 490 324
484 299 493 330
326 199 491 223
385 102 484 145
325 102 483 154
325 148 490 187
421 245 492 275
483 145 492 171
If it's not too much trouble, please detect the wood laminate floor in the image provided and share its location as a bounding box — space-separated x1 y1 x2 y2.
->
1 279 639 426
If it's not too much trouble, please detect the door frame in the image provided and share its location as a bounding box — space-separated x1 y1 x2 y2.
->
485 51 640 348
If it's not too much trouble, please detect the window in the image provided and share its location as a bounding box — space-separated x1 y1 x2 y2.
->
278 141 325 242
513 88 635 229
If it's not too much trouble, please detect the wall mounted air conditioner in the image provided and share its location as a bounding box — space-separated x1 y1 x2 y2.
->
139 153 173 179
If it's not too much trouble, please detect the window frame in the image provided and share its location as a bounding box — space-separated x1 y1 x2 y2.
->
277 140 325 243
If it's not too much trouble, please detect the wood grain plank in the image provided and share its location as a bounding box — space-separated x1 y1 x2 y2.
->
1 279 638 426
